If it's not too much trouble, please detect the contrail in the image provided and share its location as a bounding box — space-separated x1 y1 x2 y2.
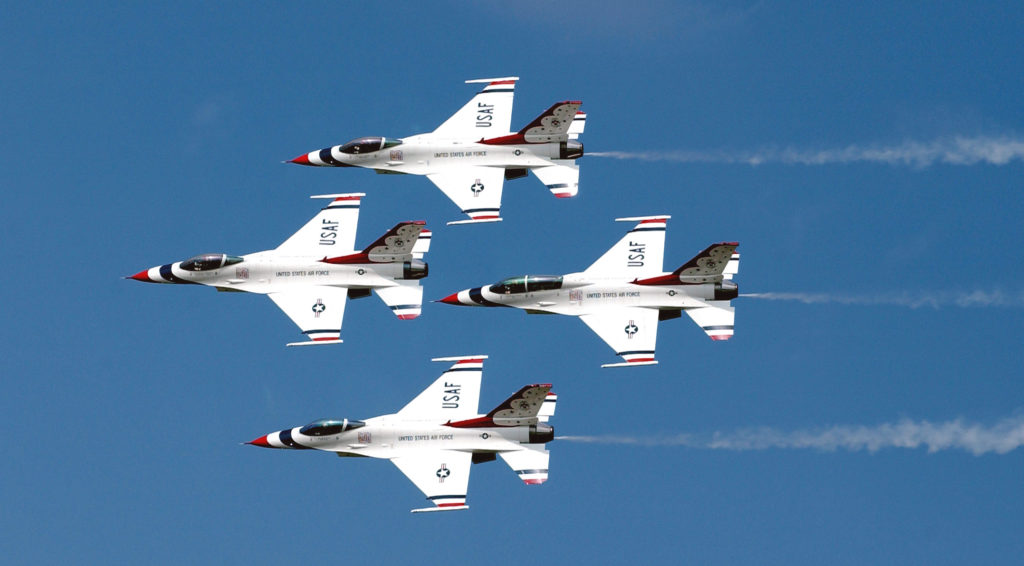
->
740 290 1024 309
557 415 1024 456
589 135 1024 168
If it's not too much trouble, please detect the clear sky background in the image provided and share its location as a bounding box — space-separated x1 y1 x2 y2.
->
3 2 1024 564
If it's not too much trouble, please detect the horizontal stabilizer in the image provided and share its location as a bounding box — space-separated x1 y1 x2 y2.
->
538 392 557 423
531 162 580 199
684 301 735 341
447 217 503 226
568 111 586 140
724 251 740 280
602 360 658 368
499 445 550 485
411 505 469 514
412 229 432 259
375 283 424 320
286 339 343 347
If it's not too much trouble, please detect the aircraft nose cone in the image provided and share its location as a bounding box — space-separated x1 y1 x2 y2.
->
246 435 271 447
127 269 152 282
439 292 463 305
289 153 311 165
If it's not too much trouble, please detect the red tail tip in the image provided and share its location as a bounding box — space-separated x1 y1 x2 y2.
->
289 154 311 165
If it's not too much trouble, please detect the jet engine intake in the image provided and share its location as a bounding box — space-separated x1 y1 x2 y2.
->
402 260 429 280
559 140 584 160
715 281 738 301
529 423 554 444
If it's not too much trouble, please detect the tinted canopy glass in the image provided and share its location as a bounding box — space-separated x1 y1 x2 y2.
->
299 418 366 436
488 275 562 294
339 137 402 154
180 254 243 272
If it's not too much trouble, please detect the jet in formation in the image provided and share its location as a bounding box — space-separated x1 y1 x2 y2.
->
440 216 739 367
247 355 557 512
288 77 586 225
127 194 430 346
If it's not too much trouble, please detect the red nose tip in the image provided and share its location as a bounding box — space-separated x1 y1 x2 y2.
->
439 293 462 305
246 435 270 447
289 153 311 165
128 270 152 282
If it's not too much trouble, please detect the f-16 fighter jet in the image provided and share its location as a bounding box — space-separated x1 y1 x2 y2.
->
247 355 557 513
440 217 739 368
288 77 586 225
127 194 430 346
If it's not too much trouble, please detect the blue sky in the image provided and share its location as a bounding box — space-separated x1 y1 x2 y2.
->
3 2 1023 564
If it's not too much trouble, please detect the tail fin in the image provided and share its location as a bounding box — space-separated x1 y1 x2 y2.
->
433 77 518 138
396 356 486 420
517 101 582 143
672 242 739 283
323 221 426 264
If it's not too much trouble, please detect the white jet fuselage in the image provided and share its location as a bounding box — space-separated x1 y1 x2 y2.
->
142 252 410 295
445 272 731 315
306 134 566 174
261 415 543 460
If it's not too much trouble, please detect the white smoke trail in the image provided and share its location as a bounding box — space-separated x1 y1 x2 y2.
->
590 136 1024 167
740 290 1024 309
557 415 1024 456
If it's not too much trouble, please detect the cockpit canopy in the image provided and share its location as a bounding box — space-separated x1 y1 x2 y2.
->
489 275 563 295
180 253 243 272
299 418 366 437
339 137 402 154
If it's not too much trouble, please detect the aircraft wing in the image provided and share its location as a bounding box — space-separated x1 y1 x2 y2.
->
397 356 484 420
579 307 660 368
392 450 473 513
583 216 670 279
276 194 363 255
426 166 505 225
268 286 347 346
683 300 735 341
433 77 517 138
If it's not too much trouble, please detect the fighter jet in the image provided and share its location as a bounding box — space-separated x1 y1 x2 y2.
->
127 193 431 346
440 216 739 367
247 355 557 513
288 77 586 225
